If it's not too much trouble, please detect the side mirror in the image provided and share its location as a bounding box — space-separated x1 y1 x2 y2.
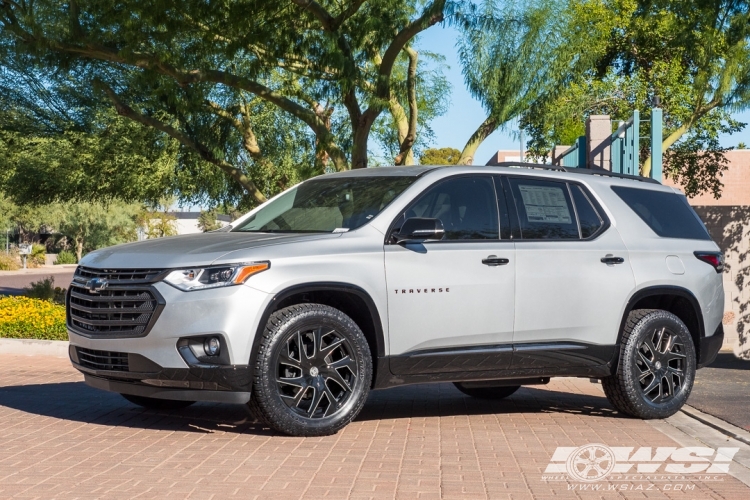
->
393 217 445 243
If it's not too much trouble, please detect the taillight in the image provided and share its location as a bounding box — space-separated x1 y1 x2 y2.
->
694 252 724 273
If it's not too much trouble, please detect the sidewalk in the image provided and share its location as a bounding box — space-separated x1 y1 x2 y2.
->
0 265 77 276
687 351 750 431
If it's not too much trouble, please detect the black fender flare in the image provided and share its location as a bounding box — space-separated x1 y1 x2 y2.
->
609 285 705 373
248 282 386 381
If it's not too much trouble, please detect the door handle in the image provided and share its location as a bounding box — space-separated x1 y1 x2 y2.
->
601 255 625 264
482 255 510 266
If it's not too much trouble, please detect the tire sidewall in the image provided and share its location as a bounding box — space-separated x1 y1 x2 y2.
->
254 305 372 435
622 311 696 418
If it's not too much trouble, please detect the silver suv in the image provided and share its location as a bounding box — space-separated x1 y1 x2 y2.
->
67 165 725 436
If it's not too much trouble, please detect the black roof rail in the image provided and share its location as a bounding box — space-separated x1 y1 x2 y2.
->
486 161 660 184
491 161 567 172
564 167 661 184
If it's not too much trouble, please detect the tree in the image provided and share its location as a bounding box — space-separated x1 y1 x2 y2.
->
0 0 452 205
57 201 140 261
139 211 179 240
521 0 750 198
0 108 177 206
198 210 223 232
454 0 613 164
419 147 462 165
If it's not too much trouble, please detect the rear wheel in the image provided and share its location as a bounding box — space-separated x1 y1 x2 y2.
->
602 309 696 419
249 304 372 437
453 383 520 400
121 394 195 410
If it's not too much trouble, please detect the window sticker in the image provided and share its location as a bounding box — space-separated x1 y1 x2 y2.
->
518 185 572 224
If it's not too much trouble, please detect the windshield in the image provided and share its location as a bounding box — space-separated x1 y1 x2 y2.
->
232 176 416 233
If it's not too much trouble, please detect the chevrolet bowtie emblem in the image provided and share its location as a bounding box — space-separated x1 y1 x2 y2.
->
85 278 109 293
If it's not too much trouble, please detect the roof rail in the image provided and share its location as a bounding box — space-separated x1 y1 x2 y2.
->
486 161 660 184
564 167 661 184
492 161 567 172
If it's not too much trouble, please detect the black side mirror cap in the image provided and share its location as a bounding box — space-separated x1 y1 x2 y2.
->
393 217 445 243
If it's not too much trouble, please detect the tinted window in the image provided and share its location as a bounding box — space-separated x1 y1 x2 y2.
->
509 178 579 239
233 176 415 233
402 176 499 240
611 186 711 240
572 185 604 238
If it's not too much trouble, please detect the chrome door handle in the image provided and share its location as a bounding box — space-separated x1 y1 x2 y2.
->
482 255 510 266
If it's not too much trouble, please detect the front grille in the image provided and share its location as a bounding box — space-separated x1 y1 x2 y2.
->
76 348 129 371
75 266 165 283
67 266 165 338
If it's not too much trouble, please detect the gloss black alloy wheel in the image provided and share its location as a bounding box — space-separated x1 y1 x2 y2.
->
249 303 372 436
276 326 359 419
602 309 696 419
635 326 687 404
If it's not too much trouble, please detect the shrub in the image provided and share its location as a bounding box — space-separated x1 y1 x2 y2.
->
24 276 66 304
28 243 47 268
0 253 20 271
55 250 77 265
0 296 67 341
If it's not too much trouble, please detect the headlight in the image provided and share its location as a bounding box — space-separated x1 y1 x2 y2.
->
163 262 269 291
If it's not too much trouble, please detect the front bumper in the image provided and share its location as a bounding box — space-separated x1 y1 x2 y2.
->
68 281 271 402
70 344 251 403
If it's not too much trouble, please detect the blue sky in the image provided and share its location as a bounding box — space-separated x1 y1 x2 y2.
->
415 24 750 163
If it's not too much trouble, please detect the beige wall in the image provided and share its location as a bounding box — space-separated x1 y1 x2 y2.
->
663 150 750 205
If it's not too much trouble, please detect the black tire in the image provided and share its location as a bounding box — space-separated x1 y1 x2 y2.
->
249 303 372 437
602 309 696 419
121 394 195 410
453 383 520 400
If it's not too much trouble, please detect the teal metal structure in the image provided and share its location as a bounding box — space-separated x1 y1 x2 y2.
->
551 107 662 182
650 108 663 182
610 110 639 176
557 136 587 168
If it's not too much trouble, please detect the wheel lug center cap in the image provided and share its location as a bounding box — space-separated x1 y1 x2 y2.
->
655 361 662 370
309 367 319 377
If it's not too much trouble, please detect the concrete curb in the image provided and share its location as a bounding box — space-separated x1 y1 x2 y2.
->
681 405 750 446
0 338 69 358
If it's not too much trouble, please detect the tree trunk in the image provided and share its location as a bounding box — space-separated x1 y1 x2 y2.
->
351 111 379 169
458 116 498 165
642 102 719 177
75 238 84 263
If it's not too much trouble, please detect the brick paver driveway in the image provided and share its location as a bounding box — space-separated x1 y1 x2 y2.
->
0 354 747 499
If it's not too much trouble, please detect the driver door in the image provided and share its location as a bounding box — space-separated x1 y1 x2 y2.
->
384 175 516 375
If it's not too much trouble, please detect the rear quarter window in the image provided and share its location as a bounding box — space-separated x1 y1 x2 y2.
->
611 186 711 240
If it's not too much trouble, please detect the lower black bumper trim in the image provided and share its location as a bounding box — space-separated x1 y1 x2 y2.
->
697 324 724 368
83 374 251 404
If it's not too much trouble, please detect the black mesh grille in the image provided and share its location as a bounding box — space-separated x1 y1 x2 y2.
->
76 348 129 371
67 266 164 337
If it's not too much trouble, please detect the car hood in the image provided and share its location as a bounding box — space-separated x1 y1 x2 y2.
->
79 232 340 269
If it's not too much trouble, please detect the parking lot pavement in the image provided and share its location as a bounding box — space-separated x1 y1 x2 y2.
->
689 352 750 431
0 268 75 296
0 354 748 500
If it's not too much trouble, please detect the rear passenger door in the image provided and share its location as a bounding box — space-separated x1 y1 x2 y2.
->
504 176 636 369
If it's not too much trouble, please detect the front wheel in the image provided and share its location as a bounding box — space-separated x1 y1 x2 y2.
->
121 394 195 410
249 304 372 436
602 309 696 419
